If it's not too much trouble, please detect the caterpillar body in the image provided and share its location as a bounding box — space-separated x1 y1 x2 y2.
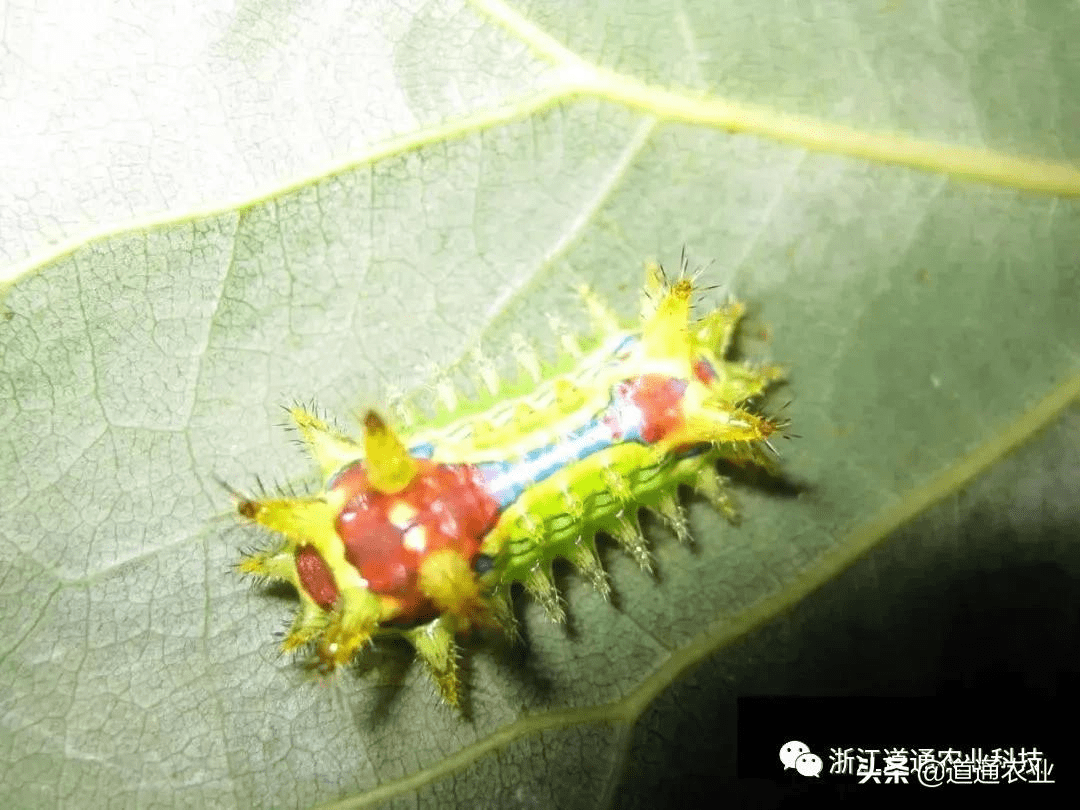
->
234 262 785 706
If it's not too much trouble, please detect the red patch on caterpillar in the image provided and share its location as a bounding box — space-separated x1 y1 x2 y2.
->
296 546 338 609
330 460 499 623
693 358 718 384
619 374 688 444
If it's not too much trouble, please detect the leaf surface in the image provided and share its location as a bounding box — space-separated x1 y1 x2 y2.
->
1 1 1078 808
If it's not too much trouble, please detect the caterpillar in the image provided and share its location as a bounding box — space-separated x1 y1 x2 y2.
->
232 260 785 706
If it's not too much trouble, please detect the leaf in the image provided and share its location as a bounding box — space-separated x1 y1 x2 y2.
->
1 1 1078 808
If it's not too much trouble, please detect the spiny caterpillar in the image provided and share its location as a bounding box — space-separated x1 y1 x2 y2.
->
232 261 785 706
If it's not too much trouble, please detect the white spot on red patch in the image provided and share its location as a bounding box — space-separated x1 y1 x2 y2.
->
403 525 427 553
388 501 418 529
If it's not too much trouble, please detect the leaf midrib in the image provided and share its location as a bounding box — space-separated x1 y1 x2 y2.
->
5 0 1078 288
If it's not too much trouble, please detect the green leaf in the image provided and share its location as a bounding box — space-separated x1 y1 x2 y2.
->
2 1 1077 808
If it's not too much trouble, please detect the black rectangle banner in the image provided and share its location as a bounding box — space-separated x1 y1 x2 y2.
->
736 695 1071 805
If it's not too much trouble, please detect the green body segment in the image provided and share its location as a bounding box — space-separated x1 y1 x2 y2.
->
489 445 721 618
